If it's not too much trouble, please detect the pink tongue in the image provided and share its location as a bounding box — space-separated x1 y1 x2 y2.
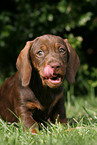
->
44 65 54 78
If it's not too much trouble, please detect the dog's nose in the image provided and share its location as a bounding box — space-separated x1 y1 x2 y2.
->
50 62 60 70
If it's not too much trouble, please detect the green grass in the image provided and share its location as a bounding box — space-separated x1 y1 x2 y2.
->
0 93 97 145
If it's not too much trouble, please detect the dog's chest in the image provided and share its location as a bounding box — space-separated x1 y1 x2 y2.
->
33 107 51 122
38 89 63 108
32 91 63 122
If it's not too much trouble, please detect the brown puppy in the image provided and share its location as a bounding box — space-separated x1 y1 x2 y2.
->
0 34 80 133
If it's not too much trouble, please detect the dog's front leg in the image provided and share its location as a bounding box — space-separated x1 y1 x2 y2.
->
50 96 67 124
17 106 38 134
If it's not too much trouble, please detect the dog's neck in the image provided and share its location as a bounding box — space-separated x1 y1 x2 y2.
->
29 68 64 107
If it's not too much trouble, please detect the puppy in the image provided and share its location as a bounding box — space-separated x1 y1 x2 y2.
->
0 34 80 133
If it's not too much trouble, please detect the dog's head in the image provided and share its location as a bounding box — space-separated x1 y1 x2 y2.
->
16 34 80 88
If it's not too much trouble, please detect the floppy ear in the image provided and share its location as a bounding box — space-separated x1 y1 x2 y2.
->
16 41 33 87
64 39 80 84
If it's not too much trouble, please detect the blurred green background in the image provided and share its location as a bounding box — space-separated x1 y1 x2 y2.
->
0 0 97 96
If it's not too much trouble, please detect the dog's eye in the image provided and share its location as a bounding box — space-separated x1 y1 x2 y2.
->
36 50 44 57
59 47 66 54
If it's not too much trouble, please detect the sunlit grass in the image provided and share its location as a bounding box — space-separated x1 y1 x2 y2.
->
0 92 97 145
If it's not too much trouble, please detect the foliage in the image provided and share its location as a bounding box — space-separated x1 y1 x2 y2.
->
64 64 97 96
0 0 97 95
77 65 97 95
